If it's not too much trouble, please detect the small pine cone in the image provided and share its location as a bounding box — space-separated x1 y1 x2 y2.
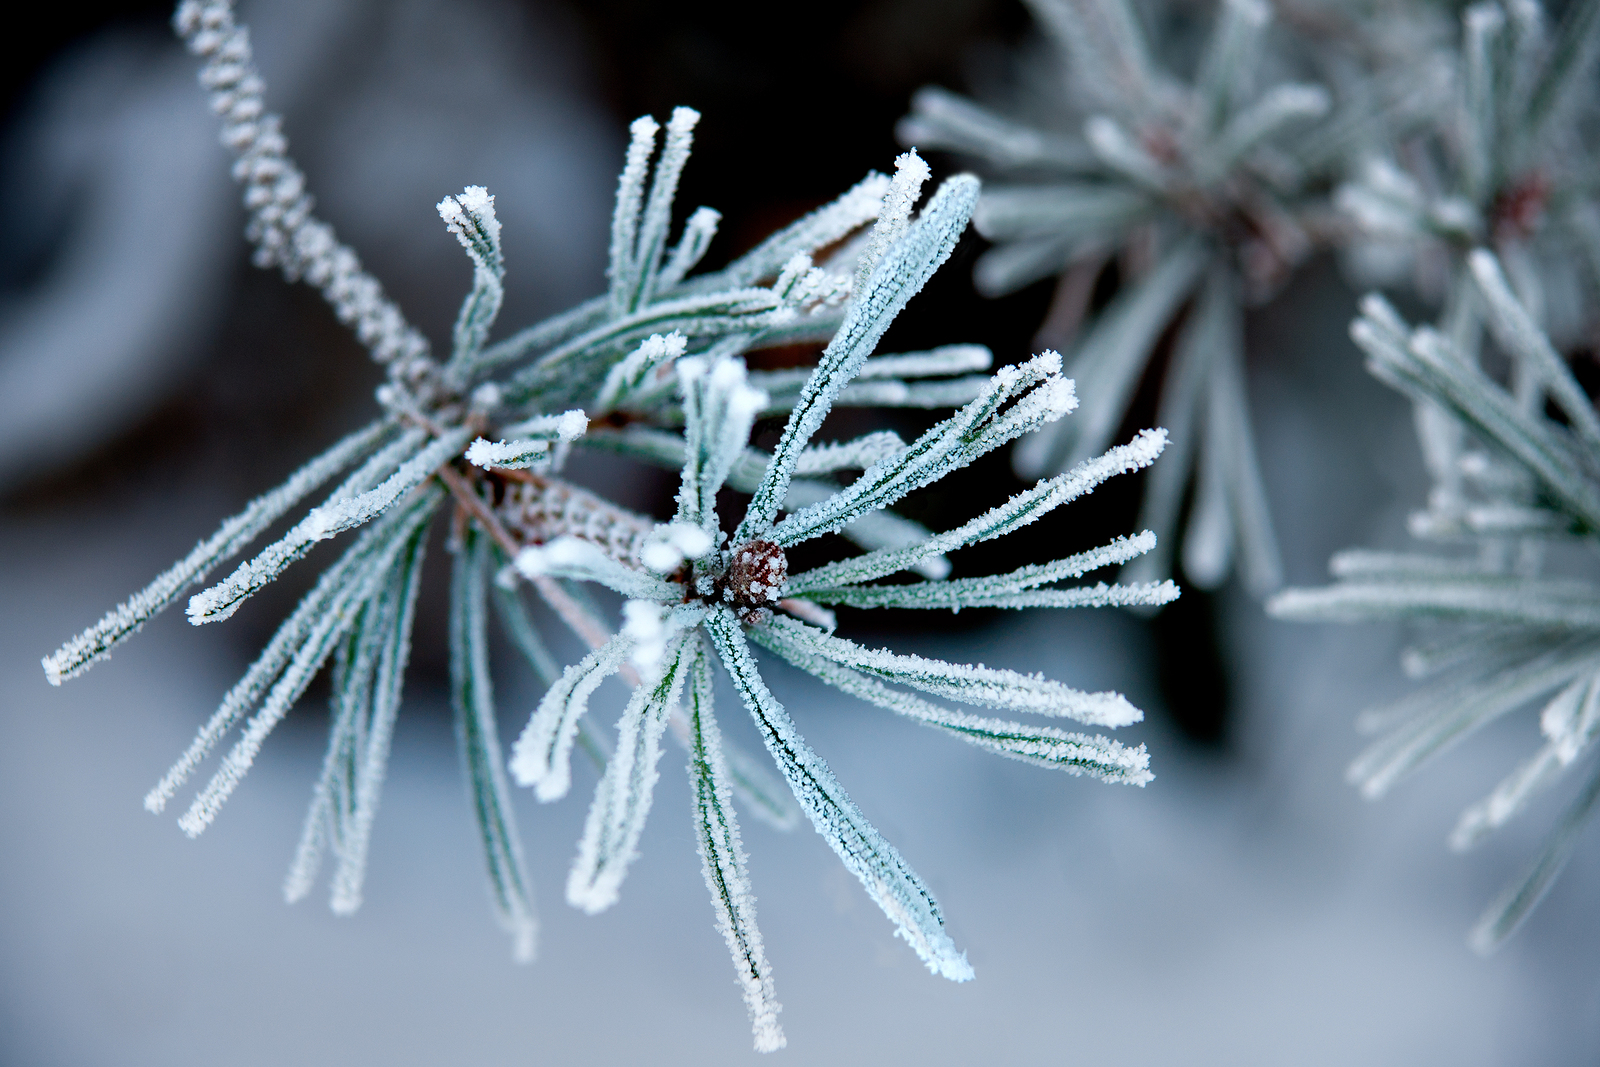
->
724 540 787 610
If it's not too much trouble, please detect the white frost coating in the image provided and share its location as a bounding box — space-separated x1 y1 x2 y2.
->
804 579 1179 612
716 172 891 288
794 432 907 475
766 616 1141 726
837 377 993 409
1346 640 1600 800
187 425 471 625
284 528 426 913
676 354 768 529
438 186 504 364
1469 766 1600 955
755 627 1152 785
1264 579 1600 628
631 107 701 309
173 0 431 369
283 583 390 907
790 530 1160 601
748 345 992 403
1017 239 1205 479
438 185 501 259
657 207 721 292
510 632 634 801
608 114 660 316
453 530 538 963
854 149 932 294
639 521 715 573
597 332 688 412
177 492 440 836
789 429 1168 591
589 427 952 579
1452 675 1600 850
515 537 680 602
144 490 438 815
470 383 503 410
683 645 786 1051
330 526 428 914
567 635 692 914
1353 315 1600 531
857 344 992 379
498 409 590 442
1543 672 1600 760
1468 248 1600 449
705 609 974 982
738 174 980 545
772 351 1075 546
42 419 389 684
622 600 670 676
466 437 550 469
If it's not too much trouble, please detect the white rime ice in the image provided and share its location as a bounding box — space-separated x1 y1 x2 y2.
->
596 332 688 412
187 425 471 624
1272 245 1600 952
706 610 975 982
899 0 1348 593
854 150 932 294
48 16 1186 1038
771 351 1076 546
684 643 786 1052
737 174 981 546
452 528 538 961
753 625 1152 785
283 519 427 913
176 489 443 836
438 186 504 369
794 431 907 475
465 411 588 470
787 430 1169 592
515 537 680 602
510 633 635 802
173 0 431 371
675 354 769 530
766 618 1143 727
42 419 390 684
567 634 692 914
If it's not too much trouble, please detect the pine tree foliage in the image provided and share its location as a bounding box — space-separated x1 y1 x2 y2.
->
1265 0 1600 953
898 0 1597 606
39 0 1177 1049
900 0 1352 596
1270 254 1600 953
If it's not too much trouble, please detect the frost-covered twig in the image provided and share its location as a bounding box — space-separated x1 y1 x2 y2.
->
174 0 431 376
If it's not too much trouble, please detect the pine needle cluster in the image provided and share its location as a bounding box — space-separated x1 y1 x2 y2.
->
40 0 1177 1048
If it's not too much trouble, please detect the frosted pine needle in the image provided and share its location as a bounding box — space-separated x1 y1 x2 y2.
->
41 0 1184 1050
